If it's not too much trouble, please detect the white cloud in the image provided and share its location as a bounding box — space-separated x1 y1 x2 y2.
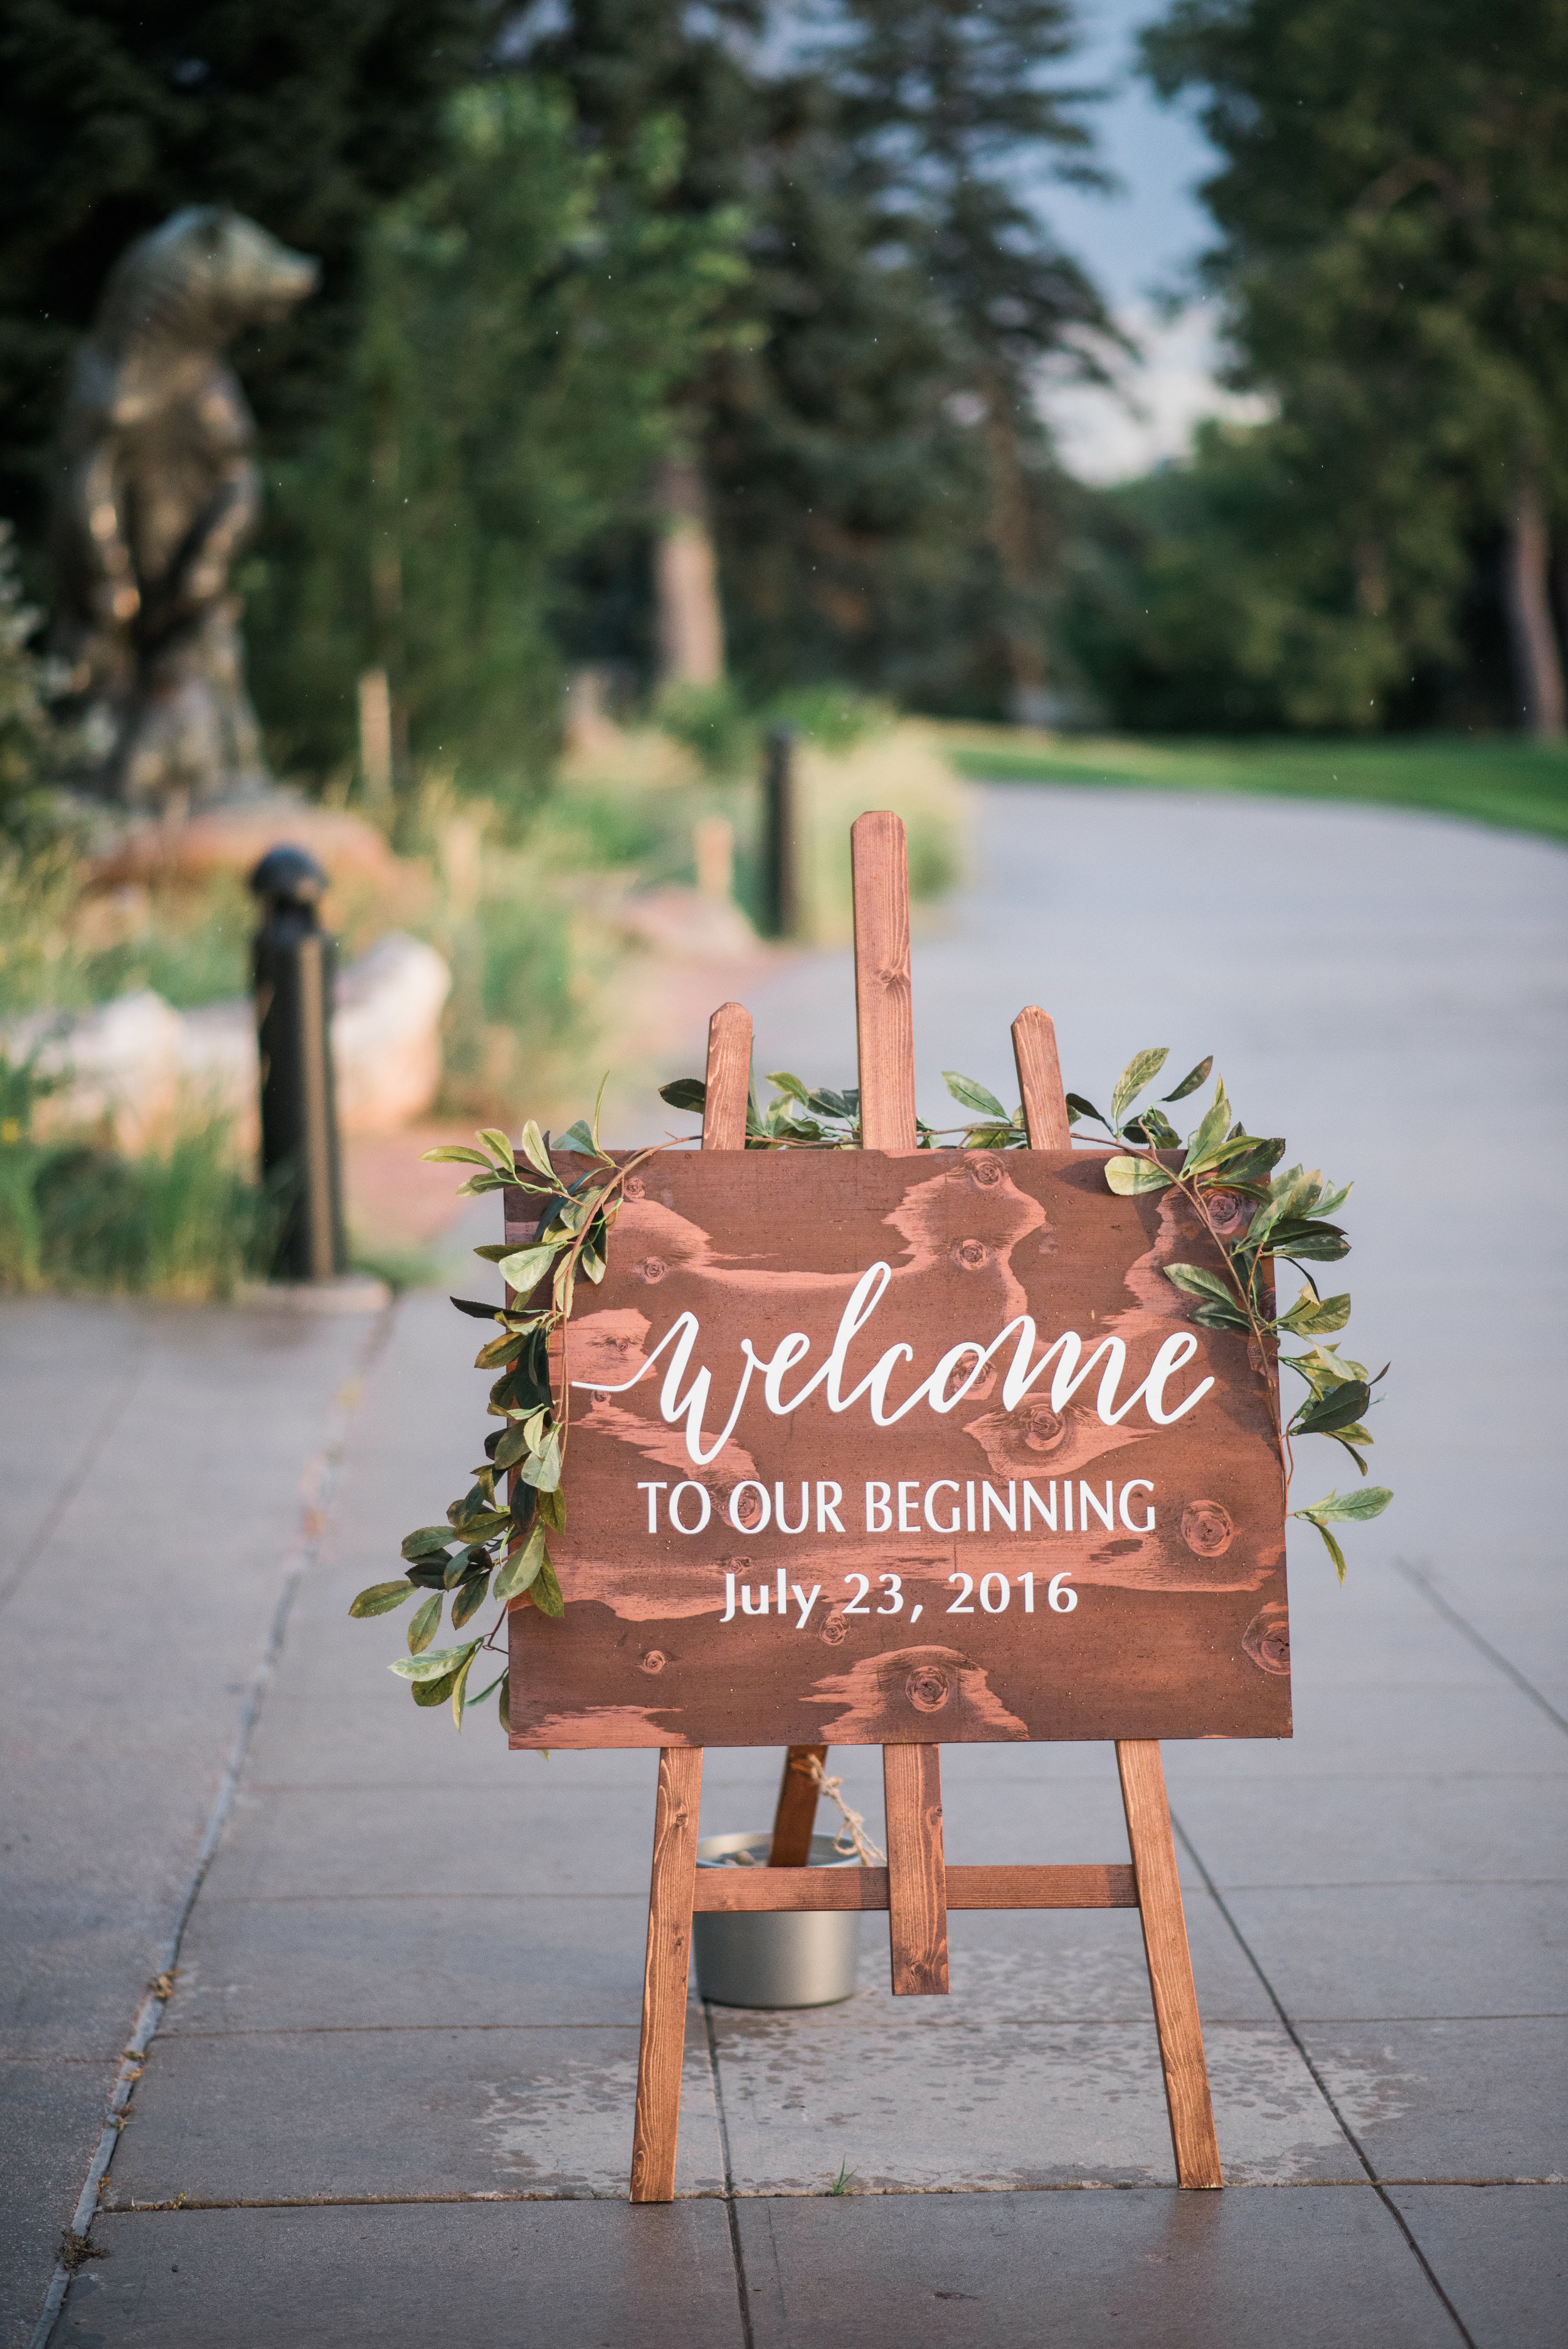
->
1038 302 1274 486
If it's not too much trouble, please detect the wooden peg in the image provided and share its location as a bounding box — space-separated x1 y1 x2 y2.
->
1012 1005 1072 1148
630 1746 704 2203
1116 1739 1222 2188
883 1742 950 1995
701 1002 752 1148
851 812 917 1152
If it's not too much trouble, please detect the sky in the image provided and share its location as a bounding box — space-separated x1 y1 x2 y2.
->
1029 0 1268 483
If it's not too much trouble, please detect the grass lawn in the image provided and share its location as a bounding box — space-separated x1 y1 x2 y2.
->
936 724 1568 847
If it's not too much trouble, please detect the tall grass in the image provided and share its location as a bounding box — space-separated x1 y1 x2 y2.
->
0 1056 272 1300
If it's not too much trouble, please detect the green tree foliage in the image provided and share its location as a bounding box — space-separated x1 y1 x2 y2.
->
817 0 1114 706
0 0 494 550
1075 0 1568 732
528 0 1111 712
246 82 747 784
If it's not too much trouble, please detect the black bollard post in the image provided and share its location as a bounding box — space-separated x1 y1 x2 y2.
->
249 845 347 1282
762 721 798 938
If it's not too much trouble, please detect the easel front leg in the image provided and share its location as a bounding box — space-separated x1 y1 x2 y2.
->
1116 1739 1222 2188
630 1746 704 2202
883 1744 950 1995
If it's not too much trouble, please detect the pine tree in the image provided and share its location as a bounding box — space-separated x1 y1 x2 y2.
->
820 0 1115 715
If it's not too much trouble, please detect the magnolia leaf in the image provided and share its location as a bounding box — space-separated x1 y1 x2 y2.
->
449 1646 479 1729
412 1666 462 1707
556 1120 597 1153
520 1429 563 1492
460 1668 506 1717
496 1243 564 1293
390 1637 483 1683
349 1577 415 1618
1268 1220 1350 1263
1279 1288 1351 1335
516 1120 554 1179
476 1330 527 1370
1298 1485 1393 1524
493 1421 533 1471
477 1129 516 1169
1162 1054 1213 1103
535 1486 566 1532
1181 1085 1232 1174
1110 1048 1168 1127
1064 1093 1104 1127
1126 1106 1180 1148
944 1071 1008 1120
1104 1154 1175 1196
401 1527 456 1565
1190 1298 1251 1331
530 1556 566 1618
450 1570 491 1628
765 1069 812 1105
1292 1379 1373 1435
581 1246 606 1284
493 1519 547 1602
1305 1518 1349 1583
420 1145 493 1168
448 1295 503 1321
407 1591 443 1653
498 1669 511 1730
1163 1262 1236 1305
470 1242 522 1264
659 1077 707 1111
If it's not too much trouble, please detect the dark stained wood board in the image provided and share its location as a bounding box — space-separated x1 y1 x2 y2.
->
507 1145 1291 1750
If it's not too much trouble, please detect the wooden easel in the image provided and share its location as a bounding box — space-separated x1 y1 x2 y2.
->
627 811 1222 2202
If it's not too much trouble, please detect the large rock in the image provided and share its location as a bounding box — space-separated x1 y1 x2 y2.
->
5 935 451 1156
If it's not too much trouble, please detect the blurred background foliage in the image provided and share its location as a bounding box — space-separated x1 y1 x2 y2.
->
0 0 1564 1299
2 0 1564 758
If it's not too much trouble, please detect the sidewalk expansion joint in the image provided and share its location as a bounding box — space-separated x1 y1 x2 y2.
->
28 1300 400 2349
1169 1805 1482 2349
1393 1556 1568 1736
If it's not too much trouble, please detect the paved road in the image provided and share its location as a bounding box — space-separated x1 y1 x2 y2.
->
3 783 1564 2346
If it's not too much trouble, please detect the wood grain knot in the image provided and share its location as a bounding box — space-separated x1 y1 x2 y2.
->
950 1238 990 1270
636 1257 668 1283
1242 1603 1290 1676
1020 1404 1066 1451
639 1650 667 1675
820 1609 847 1646
968 1157 1005 1187
1181 1500 1235 1557
905 1664 951 1712
1200 1186 1255 1238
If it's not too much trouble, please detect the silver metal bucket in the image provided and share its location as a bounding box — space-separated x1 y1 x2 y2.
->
692 1832 863 2008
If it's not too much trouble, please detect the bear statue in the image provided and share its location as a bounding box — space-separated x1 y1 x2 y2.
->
50 207 318 810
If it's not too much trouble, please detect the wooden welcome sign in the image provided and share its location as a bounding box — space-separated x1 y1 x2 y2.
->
507 813 1290 2202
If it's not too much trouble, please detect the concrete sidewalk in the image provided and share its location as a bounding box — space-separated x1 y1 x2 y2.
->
3 784 1564 2346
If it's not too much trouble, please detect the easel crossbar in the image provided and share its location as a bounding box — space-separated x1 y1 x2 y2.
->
694 1863 1137 1914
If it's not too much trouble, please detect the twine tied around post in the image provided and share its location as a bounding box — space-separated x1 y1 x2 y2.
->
800 1751 886 1867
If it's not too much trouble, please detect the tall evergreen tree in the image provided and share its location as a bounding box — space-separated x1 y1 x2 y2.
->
1143 0 1568 736
821 0 1115 713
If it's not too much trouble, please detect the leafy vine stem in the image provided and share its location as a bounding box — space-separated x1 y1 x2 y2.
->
351 1051 1390 1729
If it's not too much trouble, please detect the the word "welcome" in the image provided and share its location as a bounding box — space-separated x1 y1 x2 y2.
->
579 1261 1213 1468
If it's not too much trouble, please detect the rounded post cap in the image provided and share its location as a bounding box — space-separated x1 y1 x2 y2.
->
248 844 328 906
